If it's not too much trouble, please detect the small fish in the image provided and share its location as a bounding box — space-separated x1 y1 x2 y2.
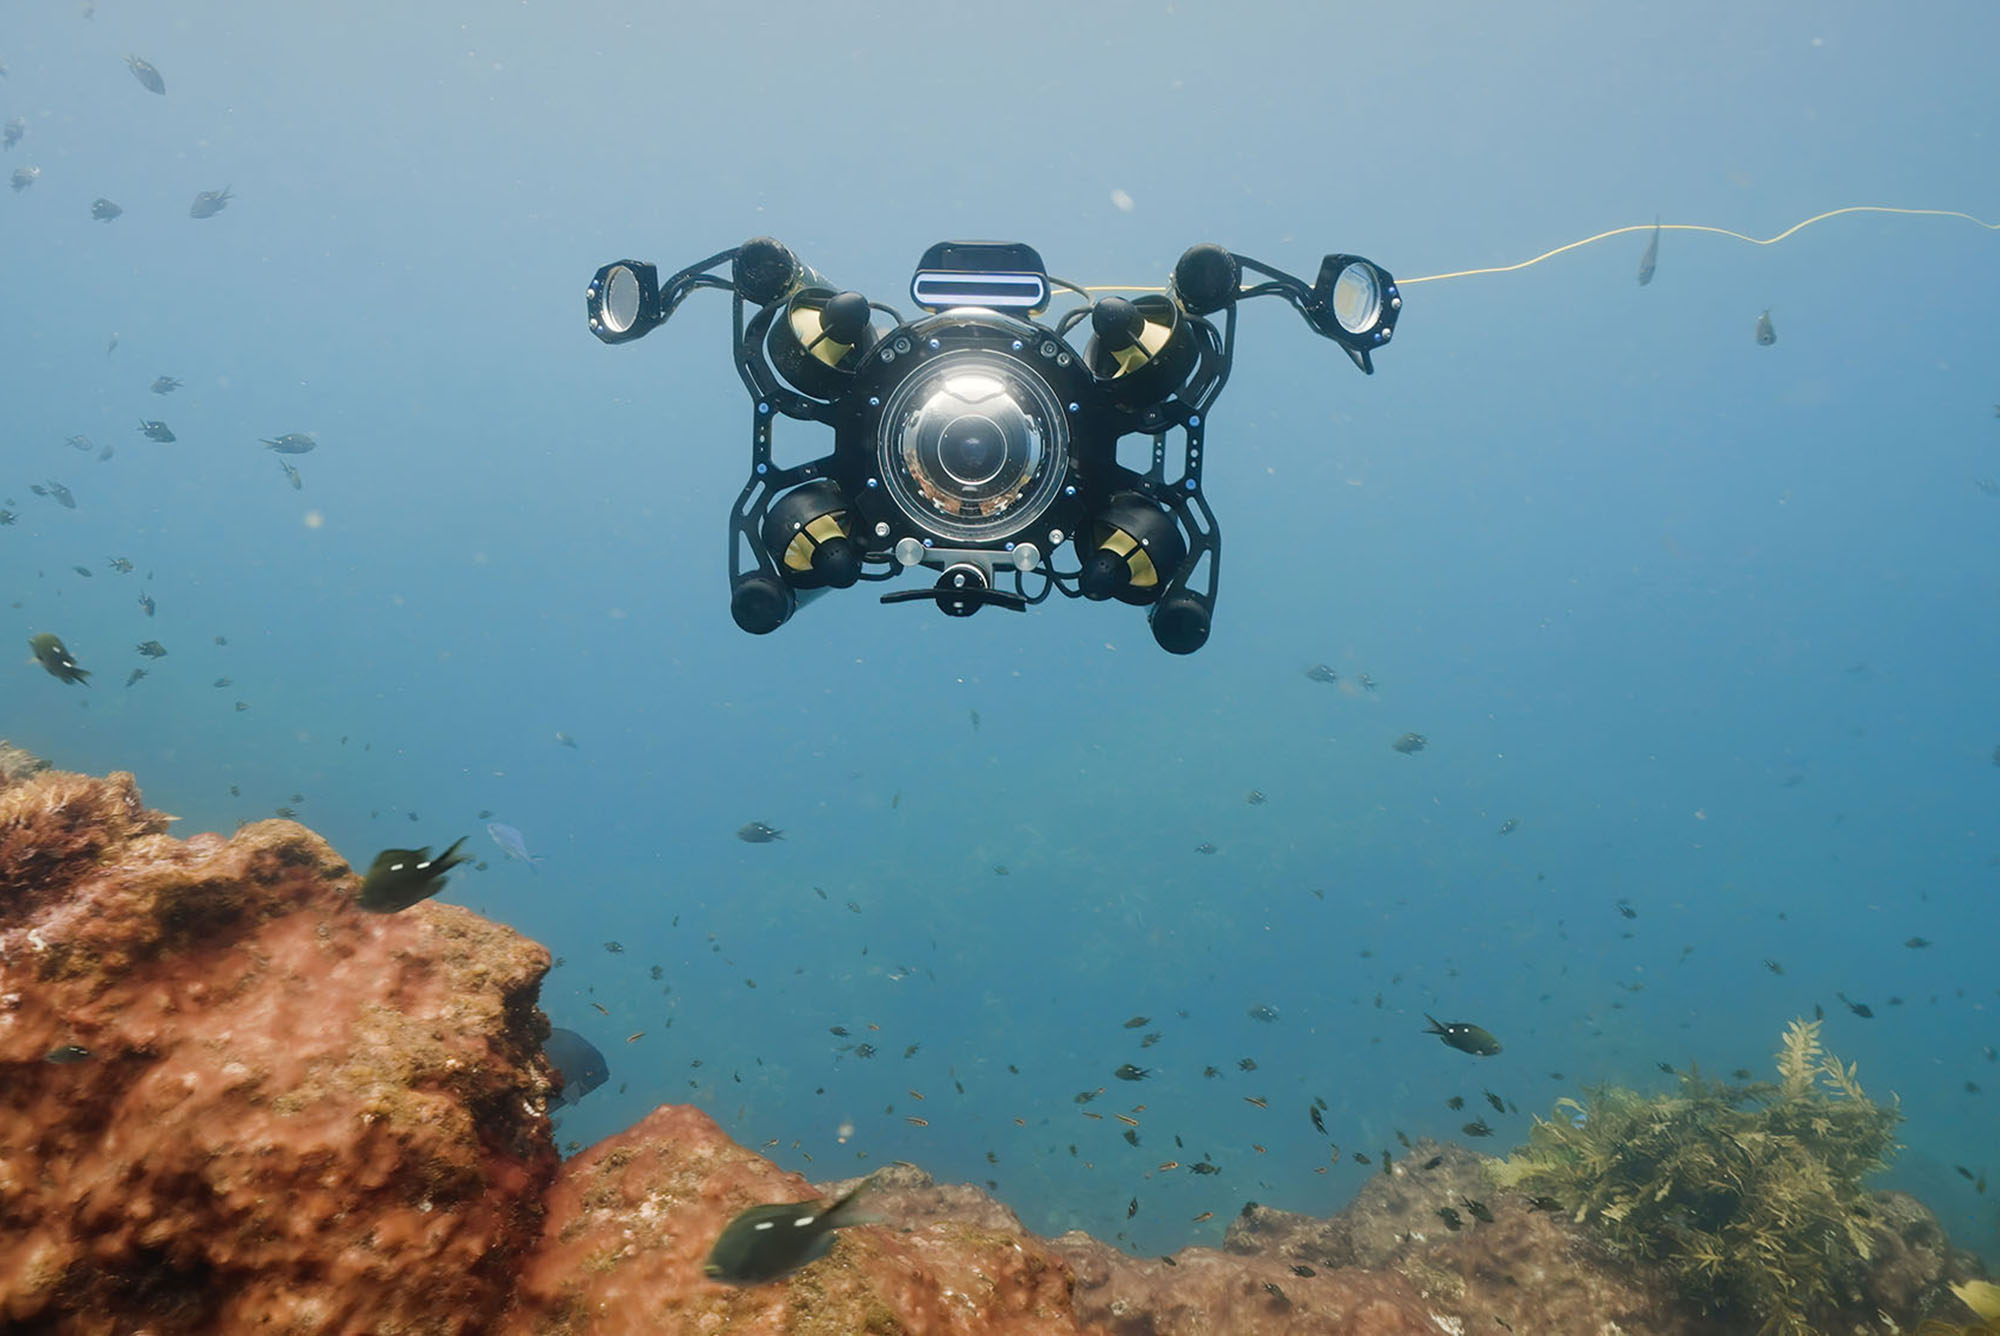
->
1113 1064 1150 1082
737 821 784 843
1461 1118 1494 1137
1357 673 1377 690
603 941 623 954
124 667 146 687
1446 1095 1465 1110
1245 789 1266 805
1127 1197 1138 1219
1309 1105 1327 1135
138 420 176 443
1616 901 1637 920
1483 1089 1506 1114
90 197 122 221
1193 841 1218 855
544 1027 609 1107
10 165 39 193
1496 818 1517 835
138 593 155 617
0 510 15 525
189 186 233 219
1425 1014 1501 1056
1392 732 1427 755
45 1044 94 1064
1122 1016 1150 1029
1247 1005 1279 1023
1304 663 1338 684
1435 1205 1463 1230
1836 991 1874 1019
356 836 471 913
107 556 133 573
278 460 302 490
486 821 544 871
1243 1095 1268 1109
136 640 167 658
1189 1161 1220 1175
2 117 22 150
29 633 90 685
125 54 165 94
150 376 182 395
1763 958 1784 975
1754 309 1776 346
65 434 94 452
703 1169 890 1285
1636 216 1660 286
39 480 76 509
72 565 94 578
554 731 578 748
1904 937 1931 949
259 432 316 454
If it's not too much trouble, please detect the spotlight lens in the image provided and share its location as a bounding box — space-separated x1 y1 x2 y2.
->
1330 264 1382 335
601 266 643 334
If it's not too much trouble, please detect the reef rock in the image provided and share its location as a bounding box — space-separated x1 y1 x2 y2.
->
0 738 48 783
0 768 558 1334
500 1105 1086 1334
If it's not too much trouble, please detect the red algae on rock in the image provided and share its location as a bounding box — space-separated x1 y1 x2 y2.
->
499 1105 1087 1335
0 767 559 1335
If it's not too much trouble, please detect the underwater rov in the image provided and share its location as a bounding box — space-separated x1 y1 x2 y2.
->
584 238 1398 654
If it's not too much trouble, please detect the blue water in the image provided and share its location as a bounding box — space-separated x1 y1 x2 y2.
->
5 1 1996 1264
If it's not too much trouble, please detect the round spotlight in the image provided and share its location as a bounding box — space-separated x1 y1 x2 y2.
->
875 351 1069 545
586 260 661 344
1330 264 1382 336
1310 254 1400 373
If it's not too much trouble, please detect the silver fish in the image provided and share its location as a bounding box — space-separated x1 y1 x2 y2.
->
3 117 23 150
260 432 316 454
486 821 543 871
278 459 302 491
1636 216 1660 286
9 165 38 193
1755 309 1776 346
189 186 232 219
91 197 122 221
125 54 165 95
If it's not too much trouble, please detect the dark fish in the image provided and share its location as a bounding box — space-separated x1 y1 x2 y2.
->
1461 1197 1494 1223
703 1168 889 1285
544 1027 609 1107
1446 1095 1465 1110
1122 1015 1150 1029
125 54 165 94
138 593 155 617
1238 1057 1257 1072
259 432 316 454
1291 1264 1316 1278
1836 992 1874 1019
1763 958 1784 975
1483 1089 1505 1114
1189 1160 1220 1174
39 480 76 509
1755 309 1776 346
124 667 146 687
150 376 182 394
1496 818 1517 835
1193 841 1218 854
278 460 303 490
1904 937 1931 949
90 197 121 221
737 821 783 843
1616 901 1637 919
1461 1118 1494 1137
0 510 15 525
189 186 233 219
2 117 22 150
1425 1014 1501 1056
138 420 176 442
1636 216 1660 286
46 1044 94 1064
1126 1197 1138 1218
356 836 471 913
1309 1104 1326 1135
136 640 167 658
29 633 90 685
1391 732 1427 754
1113 1064 1150 1081
1304 663 1338 684
72 565 93 578
1247 1005 1279 1023
1435 1206 1463 1230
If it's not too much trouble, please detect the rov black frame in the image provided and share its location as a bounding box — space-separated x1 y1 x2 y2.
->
585 238 1397 654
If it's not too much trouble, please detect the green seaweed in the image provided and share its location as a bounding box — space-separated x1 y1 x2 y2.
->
1493 1018 1901 1336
